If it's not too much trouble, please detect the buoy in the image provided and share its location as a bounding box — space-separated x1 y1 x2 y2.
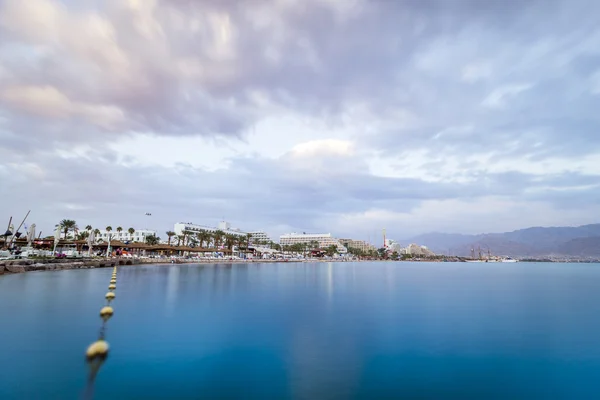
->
105 292 115 300
108 284 116 290
86 340 109 360
100 306 114 320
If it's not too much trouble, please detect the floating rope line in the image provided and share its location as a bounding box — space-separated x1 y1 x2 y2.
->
83 266 118 400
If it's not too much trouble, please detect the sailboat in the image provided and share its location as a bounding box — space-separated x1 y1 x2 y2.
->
466 247 486 262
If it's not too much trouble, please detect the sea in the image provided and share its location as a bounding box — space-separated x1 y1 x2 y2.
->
1 262 600 399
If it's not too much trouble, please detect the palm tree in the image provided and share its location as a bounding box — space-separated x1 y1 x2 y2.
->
116 226 123 239
224 234 236 252
128 227 135 241
196 230 210 249
166 231 176 246
59 219 77 239
105 226 112 240
213 230 225 250
182 230 195 246
146 234 160 246
176 235 184 246
76 231 89 241
85 225 92 231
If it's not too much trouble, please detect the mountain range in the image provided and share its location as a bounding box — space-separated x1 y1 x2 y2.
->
405 224 600 258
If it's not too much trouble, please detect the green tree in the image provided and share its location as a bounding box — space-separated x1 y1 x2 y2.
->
59 219 77 239
166 231 176 246
213 230 225 249
224 234 236 252
146 234 160 246
128 227 135 240
181 230 194 246
325 245 338 257
197 230 211 249
85 225 92 231
76 231 89 241
391 251 399 260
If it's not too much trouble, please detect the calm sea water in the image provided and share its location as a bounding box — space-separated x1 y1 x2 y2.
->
1 262 600 399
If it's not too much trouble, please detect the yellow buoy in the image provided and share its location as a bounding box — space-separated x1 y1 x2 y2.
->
105 292 116 300
108 284 116 290
100 306 114 320
86 340 109 360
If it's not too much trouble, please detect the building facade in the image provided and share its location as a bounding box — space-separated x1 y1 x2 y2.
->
248 231 271 245
339 238 377 253
96 229 156 243
279 233 347 253
173 221 248 237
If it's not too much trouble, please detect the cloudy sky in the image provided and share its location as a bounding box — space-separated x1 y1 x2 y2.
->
1 0 600 242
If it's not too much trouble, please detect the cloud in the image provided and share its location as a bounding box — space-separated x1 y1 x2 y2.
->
1 0 600 240
481 84 534 108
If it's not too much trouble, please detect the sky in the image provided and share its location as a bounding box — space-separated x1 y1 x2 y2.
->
1 0 600 242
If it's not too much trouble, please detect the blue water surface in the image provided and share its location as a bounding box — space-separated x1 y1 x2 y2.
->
1 262 600 399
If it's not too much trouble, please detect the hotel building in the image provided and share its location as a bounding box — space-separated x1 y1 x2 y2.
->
279 233 347 253
96 229 157 243
339 238 377 253
248 231 271 244
173 221 249 237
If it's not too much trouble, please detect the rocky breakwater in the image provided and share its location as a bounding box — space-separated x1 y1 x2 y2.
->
0 257 150 275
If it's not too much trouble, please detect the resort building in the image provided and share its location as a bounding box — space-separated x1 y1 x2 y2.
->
279 233 347 253
248 231 271 244
384 239 403 253
96 229 156 243
403 243 435 256
339 238 377 253
173 221 249 237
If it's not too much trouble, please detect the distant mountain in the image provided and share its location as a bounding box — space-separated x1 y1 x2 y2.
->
404 224 600 258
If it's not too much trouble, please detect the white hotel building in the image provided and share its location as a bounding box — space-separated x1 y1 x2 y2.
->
174 221 249 237
248 231 271 244
96 229 156 243
279 233 348 253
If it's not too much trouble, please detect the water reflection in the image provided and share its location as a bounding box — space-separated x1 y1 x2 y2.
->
165 266 180 315
2 262 600 399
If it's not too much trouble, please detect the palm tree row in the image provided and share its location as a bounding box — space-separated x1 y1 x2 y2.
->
163 229 253 252
56 220 145 243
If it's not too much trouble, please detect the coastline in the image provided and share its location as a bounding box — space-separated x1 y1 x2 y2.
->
0 257 378 276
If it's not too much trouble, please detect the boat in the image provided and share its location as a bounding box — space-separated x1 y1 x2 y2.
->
501 257 518 263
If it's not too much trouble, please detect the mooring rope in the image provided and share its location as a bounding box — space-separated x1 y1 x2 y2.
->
82 266 118 400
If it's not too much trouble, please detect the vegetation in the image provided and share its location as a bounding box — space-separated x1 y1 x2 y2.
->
325 244 338 257
145 234 160 246
58 219 77 239
166 231 176 246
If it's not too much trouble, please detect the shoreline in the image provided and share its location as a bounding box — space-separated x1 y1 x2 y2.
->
2 257 589 276
0 257 432 276
0 257 369 275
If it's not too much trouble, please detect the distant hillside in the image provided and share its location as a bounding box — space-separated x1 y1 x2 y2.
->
405 224 600 258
